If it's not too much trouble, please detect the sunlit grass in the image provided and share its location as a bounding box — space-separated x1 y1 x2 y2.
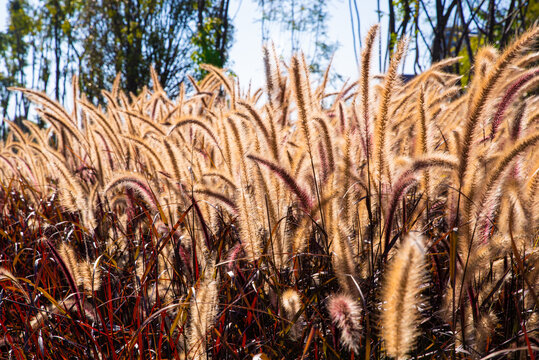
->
0 27 538 359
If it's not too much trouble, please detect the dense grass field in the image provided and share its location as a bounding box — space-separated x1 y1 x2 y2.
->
0 26 538 359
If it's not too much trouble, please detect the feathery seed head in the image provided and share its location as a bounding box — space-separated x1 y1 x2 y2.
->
381 232 426 359
281 289 304 340
328 293 362 353
282 289 301 317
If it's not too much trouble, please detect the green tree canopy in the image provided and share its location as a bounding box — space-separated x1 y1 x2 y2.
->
0 0 234 113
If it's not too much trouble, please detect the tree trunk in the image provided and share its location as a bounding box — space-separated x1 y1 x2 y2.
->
388 0 396 56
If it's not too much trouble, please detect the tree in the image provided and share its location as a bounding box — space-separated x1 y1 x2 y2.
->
76 0 234 100
256 0 337 76
191 0 233 78
0 0 235 110
0 0 35 133
37 0 81 101
387 0 539 76
78 0 206 101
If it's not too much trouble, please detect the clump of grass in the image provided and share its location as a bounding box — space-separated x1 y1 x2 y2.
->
0 26 537 359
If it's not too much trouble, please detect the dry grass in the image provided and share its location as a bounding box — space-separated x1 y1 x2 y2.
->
0 27 538 359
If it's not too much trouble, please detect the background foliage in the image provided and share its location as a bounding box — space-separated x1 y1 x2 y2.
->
0 0 537 126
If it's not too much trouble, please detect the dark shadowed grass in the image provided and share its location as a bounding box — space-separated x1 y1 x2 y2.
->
1 178 535 358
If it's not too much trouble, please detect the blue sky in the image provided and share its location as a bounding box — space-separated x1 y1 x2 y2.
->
228 0 391 89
